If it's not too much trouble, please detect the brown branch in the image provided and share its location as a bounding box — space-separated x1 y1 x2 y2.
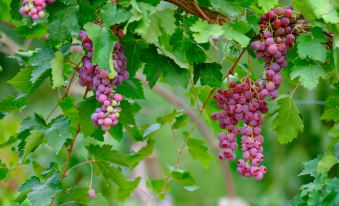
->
137 73 236 198
164 0 228 24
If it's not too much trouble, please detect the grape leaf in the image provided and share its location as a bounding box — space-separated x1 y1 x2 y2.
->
257 0 278 12
321 95 339 122
23 130 44 160
122 39 147 77
48 6 80 43
16 24 48 39
59 97 79 134
297 34 327 62
116 78 144 99
45 116 71 153
223 23 250 47
119 100 141 126
127 139 155 167
147 179 168 200
94 162 141 200
8 66 50 95
317 154 338 173
84 22 117 73
294 0 339 23
78 96 100 137
187 138 211 169
171 169 199 191
19 173 61 206
19 113 47 133
109 123 123 142
183 41 206 64
143 46 189 88
100 3 131 26
8 67 33 94
29 48 55 83
327 124 339 155
135 7 176 44
87 144 129 166
190 19 224 43
271 96 304 144
299 157 321 177
0 96 27 112
51 51 65 89
194 63 223 87
173 114 189 129
290 64 325 90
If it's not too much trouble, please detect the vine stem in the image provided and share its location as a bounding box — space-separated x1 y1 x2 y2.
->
290 81 301 97
61 124 81 181
200 48 246 113
137 73 236 198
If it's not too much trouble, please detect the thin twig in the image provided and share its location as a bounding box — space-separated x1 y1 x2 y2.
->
290 81 301 97
61 124 81 181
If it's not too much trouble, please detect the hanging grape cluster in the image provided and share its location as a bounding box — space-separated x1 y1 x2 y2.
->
19 0 55 20
212 7 298 180
77 31 128 131
251 6 296 99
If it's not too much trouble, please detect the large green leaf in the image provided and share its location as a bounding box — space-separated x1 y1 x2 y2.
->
271 96 304 144
190 19 224 43
297 34 327 62
0 96 27 112
321 95 339 122
290 64 325 90
45 116 72 153
187 138 211 169
19 173 61 206
116 78 144 99
48 6 80 43
317 154 338 173
29 48 55 83
100 3 131 26
84 22 117 73
87 144 129 166
194 63 223 87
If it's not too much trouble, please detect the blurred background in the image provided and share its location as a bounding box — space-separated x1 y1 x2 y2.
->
0 19 337 206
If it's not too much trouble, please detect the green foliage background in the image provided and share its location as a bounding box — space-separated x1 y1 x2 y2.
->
0 0 338 205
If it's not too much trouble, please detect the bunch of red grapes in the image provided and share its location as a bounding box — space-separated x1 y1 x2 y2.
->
212 7 298 180
19 0 55 20
78 31 128 131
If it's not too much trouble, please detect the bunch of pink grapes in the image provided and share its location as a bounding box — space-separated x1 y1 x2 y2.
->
212 7 299 180
78 31 129 131
19 0 55 20
251 6 296 100
212 78 268 180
